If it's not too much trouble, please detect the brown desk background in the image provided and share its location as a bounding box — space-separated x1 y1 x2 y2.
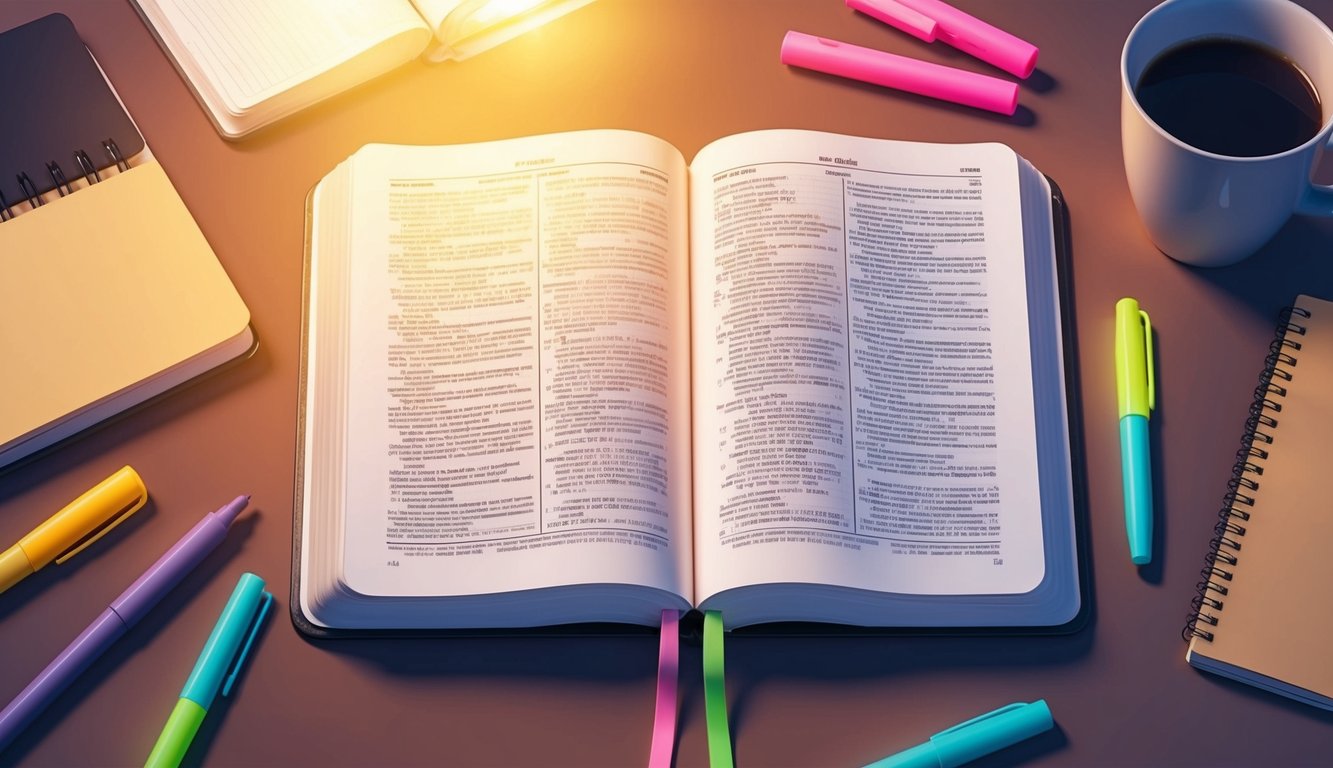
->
3 1 1333 765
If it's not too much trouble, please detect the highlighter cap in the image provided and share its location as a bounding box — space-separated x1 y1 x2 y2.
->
18 465 147 568
1114 298 1155 419
181 572 273 708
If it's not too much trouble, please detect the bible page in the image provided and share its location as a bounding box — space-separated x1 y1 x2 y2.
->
690 130 1047 606
334 132 693 608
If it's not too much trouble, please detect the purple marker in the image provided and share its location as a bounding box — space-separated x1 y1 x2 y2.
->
0 495 249 752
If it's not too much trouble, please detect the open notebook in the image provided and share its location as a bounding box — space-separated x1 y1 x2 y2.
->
131 0 596 139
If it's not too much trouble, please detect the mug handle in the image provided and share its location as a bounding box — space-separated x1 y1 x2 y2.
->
1298 135 1333 216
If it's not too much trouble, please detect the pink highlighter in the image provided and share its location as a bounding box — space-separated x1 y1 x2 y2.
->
846 0 1039 79
780 30 1019 115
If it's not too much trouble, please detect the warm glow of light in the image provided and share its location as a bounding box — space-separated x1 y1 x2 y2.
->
435 0 595 62
472 0 548 26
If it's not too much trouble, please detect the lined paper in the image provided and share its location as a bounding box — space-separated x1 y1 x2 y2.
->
150 0 424 110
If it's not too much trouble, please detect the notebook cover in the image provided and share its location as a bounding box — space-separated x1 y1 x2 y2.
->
289 176 1088 640
0 162 254 467
1185 294 1333 704
0 14 144 204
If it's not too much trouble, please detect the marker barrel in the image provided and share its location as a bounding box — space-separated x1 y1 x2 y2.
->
781 31 1018 115
1120 415 1154 565
0 611 128 750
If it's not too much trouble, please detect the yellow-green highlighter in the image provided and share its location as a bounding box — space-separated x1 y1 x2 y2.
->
1114 298 1155 565
144 572 272 768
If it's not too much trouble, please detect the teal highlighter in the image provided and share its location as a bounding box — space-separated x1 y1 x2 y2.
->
144 572 273 768
864 700 1054 768
1115 298 1155 565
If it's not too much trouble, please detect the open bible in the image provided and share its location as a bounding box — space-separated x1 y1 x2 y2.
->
294 129 1082 634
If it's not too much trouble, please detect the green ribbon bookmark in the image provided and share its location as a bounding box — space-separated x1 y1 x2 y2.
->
703 610 733 768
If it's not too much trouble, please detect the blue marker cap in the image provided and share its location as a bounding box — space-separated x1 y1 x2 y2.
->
180 572 273 708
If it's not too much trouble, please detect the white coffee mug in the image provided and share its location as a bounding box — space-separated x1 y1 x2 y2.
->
1121 0 1333 267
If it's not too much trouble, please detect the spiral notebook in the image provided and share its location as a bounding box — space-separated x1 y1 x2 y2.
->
0 14 254 469
1184 294 1333 710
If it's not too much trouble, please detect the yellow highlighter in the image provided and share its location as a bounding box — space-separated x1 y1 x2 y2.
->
0 466 147 593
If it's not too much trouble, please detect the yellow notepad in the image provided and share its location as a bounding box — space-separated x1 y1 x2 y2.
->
1185 294 1333 710
0 160 253 467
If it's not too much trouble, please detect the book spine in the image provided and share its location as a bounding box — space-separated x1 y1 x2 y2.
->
1183 304 1310 642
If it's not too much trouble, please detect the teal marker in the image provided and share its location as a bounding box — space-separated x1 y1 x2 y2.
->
863 700 1054 768
1115 298 1155 565
144 573 273 768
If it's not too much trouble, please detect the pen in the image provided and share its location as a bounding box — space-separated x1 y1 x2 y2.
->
0 466 148 594
846 0 1040 79
1115 298 1155 565
864 700 1054 768
0 495 249 752
144 572 272 768
780 31 1019 115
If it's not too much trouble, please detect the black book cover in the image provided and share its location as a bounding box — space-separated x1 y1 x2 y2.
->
0 13 144 206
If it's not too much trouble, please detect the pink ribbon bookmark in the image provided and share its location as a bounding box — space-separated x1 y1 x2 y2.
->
648 609 680 768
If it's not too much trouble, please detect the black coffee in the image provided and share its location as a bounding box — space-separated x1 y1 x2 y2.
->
1135 38 1322 157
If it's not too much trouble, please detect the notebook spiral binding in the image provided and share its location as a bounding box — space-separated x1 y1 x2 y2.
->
0 138 128 221
1183 304 1312 642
